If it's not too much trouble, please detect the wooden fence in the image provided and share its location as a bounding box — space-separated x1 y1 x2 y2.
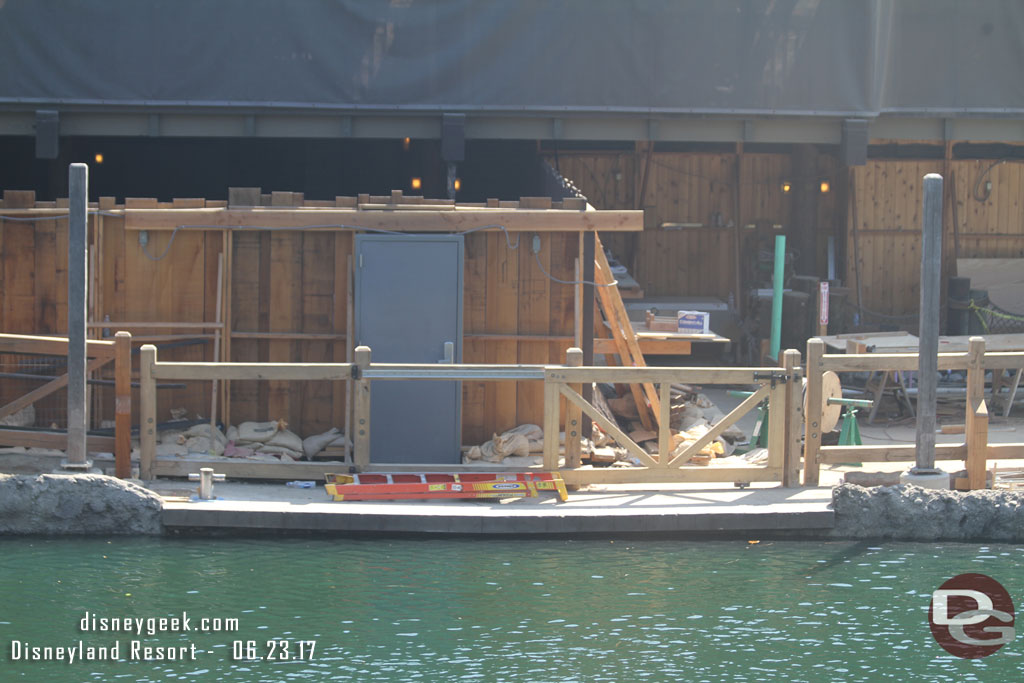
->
139 344 804 487
0 332 132 476
803 336 1024 488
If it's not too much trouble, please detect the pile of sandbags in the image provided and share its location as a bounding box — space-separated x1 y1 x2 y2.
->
151 419 349 463
465 424 543 463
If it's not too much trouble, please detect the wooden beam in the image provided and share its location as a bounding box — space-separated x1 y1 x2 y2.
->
803 339 825 486
123 208 643 233
545 366 778 384
0 333 115 358
114 331 131 479
352 346 371 472
0 429 115 452
967 400 989 490
152 362 354 381
782 349 802 487
818 443 966 463
564 348 583 468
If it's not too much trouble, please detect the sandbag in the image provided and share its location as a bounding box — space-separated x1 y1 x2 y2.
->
236 420 280 443
266 428 303 453
255 443 303 460
185 423 228 447
302 428 346 459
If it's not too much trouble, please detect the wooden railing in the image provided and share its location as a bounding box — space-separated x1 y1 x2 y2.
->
803 336 1024 488
139 343 804 486
0 332 133 477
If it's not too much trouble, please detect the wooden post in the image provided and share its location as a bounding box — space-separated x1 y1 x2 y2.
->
782 349 802 486
114 331 132 479
802 339 825 486
564 348 583 468
658 380 672 467
964 336 986 486
916 173 943 472
766 374 787 478
209 252 224 426
66 163 89 468
352 345 371 472
543 376 561 470
139 344 157 480
967 400 989 490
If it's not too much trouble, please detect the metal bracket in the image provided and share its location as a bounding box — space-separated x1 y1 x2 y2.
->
350 365 361 380
753 371 790 388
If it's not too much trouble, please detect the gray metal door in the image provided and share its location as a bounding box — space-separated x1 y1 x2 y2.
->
355 234 463 464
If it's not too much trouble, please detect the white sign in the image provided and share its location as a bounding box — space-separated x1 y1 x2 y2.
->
819 281 830 326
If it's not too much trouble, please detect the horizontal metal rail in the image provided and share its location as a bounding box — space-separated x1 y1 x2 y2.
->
363 363 546 381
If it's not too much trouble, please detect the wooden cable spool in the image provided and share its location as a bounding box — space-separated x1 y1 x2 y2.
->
803 371 843 433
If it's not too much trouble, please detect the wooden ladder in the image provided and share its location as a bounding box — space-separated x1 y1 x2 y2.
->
593 235 660 429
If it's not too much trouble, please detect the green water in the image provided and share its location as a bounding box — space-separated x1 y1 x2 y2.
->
0 538 1022 681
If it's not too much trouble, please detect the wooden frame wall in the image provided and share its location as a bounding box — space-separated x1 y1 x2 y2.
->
0 190 639 443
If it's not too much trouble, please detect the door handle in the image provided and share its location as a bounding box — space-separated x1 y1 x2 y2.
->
437 341 454 364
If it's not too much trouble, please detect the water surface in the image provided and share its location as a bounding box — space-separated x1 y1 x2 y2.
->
1 538 1022 681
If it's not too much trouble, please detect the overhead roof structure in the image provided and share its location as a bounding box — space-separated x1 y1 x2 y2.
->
2 0 1023 143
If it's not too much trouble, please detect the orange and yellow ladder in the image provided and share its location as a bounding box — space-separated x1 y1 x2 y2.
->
324 471 568 502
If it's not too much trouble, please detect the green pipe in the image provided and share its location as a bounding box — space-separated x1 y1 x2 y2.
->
769 234 785 361
827 397 873 408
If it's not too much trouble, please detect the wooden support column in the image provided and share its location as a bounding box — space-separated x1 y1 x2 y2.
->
766 376 787 477
564 348 583 468
782 349 803 486
543 373 562 471
967 400 989 490
114 331 132 479
802 339 825 486
658 381 672 467
139 344 157 480
352 345 371 472
964 336 986 487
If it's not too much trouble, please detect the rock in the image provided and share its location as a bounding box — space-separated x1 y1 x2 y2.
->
0 474 163 535
831 483 1024 541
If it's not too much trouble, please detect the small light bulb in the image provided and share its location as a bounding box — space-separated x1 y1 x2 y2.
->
819 179 830 193
402 137 411 151
411 177 422 190
453 178 461 192
94 153 104 164
781 181 792 193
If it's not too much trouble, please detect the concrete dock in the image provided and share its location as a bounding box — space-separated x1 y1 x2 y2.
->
159 481 834 535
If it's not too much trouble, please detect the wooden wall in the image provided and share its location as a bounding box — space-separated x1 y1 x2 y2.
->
847 158 1024 319
545 150 832 300
0 191 578 444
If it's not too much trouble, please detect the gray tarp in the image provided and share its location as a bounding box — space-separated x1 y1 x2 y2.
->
0 0 1021 116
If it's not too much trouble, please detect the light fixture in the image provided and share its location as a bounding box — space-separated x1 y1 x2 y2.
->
410 177 422 190
402 137 411 151
780 180 792 193
819 178 830 193
453 178 461 192
94 153 104 164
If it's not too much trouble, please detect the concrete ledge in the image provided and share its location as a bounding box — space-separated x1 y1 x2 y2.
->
162 489 834 536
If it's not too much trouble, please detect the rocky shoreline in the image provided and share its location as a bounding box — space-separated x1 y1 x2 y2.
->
831 483 1024 542
0 474 163 535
